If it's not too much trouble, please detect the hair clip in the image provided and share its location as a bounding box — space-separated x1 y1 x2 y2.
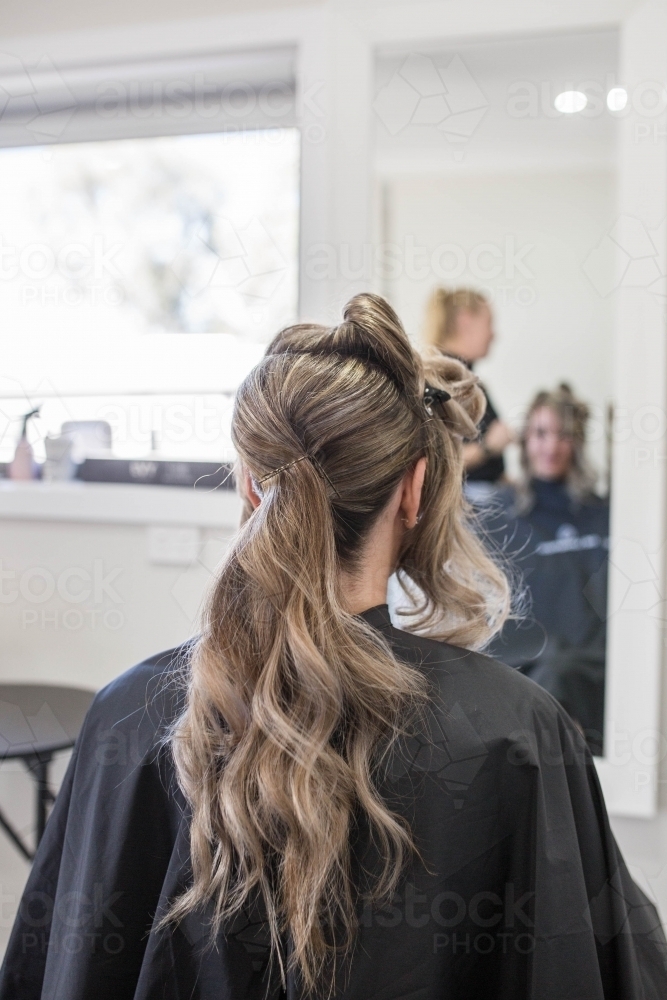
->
257 456 308 484
423 384 452 414
256 454 340 498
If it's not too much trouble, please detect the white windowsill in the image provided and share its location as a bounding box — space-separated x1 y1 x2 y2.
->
0 480 242 528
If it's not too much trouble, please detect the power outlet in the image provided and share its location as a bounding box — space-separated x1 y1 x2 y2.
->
147 526 201 566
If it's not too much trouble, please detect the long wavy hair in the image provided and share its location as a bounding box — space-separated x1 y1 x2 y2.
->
163 293 510 995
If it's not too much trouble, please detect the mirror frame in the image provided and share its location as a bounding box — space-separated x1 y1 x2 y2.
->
303 0 667 818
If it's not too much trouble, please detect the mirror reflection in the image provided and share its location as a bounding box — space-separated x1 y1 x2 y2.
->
377 30 618 752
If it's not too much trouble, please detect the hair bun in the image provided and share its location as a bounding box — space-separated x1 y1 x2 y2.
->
421 348 486 438
553 383 589 425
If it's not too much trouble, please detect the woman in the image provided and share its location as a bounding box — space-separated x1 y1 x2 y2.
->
487 385 609 753
424 287 513 484
1 297 664 999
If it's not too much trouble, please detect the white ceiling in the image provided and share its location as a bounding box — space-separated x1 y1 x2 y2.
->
374 28 620 176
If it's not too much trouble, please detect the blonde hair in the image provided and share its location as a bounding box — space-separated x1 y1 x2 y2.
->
424 287 489 351
163 293 509 995
518 382 597 509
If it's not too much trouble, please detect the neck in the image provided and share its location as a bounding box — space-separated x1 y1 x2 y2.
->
335 469 418 614
339 562 390 616
532 475 566 486
338 515 400 615
441 339 475 364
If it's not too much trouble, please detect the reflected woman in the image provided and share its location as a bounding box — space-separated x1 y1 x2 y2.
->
488 385 609 753
424 287 513 485
1 299 663 1000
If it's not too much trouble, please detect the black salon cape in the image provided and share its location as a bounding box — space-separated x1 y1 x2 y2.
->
484 480 609 750
1 606 666 1000
466 383 505 484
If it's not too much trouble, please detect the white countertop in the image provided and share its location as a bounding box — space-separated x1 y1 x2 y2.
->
0 480 243 527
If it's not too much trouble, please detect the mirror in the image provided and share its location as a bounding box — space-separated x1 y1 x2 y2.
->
376 29 622 755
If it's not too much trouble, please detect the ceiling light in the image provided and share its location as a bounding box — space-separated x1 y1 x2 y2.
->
607 87 628 111
554 90 587 114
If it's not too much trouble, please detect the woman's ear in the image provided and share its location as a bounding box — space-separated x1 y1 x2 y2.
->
400 457 427 530
244 469 262 510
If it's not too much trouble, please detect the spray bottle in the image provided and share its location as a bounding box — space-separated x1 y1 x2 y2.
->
8 408 40 481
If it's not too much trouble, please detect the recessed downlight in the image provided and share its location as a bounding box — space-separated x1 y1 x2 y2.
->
554 90 587 114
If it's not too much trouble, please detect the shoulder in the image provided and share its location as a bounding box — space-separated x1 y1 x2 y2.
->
471 484 526 533
385 623 577 740
582 492 610 519
387 623 542 693
80 641 193 755
377 623 593 810
584 490 609 508
570 493 609 537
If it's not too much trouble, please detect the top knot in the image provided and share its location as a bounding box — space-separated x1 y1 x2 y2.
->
267 293 422 404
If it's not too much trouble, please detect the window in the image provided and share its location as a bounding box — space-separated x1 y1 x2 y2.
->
0 126 300 464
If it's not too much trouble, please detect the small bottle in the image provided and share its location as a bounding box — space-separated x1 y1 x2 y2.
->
8 408 40 481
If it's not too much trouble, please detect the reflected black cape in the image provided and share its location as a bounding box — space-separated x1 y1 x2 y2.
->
482 482 609 751
1 605 666 999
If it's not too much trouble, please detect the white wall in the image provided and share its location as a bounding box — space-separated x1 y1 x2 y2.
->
0 0 666 949
0 520 235 690
0 484 243 689
383 169 616 481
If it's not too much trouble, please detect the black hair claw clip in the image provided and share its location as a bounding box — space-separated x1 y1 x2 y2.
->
423 384 452 414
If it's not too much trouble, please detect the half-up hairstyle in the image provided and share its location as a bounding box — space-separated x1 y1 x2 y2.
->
163 293 510 995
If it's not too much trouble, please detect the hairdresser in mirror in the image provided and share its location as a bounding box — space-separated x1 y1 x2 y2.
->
424 287 513 485
487 385 609 754
1 298 662 1000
